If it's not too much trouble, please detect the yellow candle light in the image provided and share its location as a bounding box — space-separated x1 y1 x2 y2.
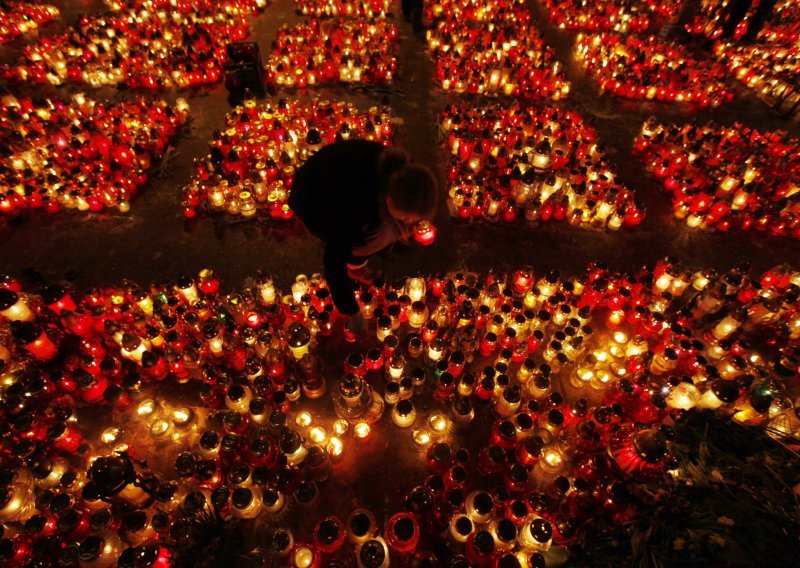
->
353 422 371 440
137 399 159 419
296 411 313 428
412 429 431 449
327 436 344 458
101 427 123 445
172 408 195 430
0 291 34 322
428 414 448 435
308 426 327 444
333 419 349 436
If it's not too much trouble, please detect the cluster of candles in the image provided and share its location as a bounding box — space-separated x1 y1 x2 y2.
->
265 18 398 88
757 0 800 45
425 0 570 99
685 1 800 107
424 0 525 22
0 93 188 217
181 97 396 220
104 0 269 15
716 40 800 113
712 18 800 106
439 103 645 229
634 116 800 238
0 259 798 566
540 0 680 34
0 2 59 45
0 1 258 89
685 0 763 41
575 33 735 107
294 0 392 19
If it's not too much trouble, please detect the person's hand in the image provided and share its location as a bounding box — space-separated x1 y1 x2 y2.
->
345 313 368 341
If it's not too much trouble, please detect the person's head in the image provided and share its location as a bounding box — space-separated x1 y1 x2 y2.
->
384 164 438 225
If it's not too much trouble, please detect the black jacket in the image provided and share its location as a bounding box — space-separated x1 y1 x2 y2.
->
289 140 398 315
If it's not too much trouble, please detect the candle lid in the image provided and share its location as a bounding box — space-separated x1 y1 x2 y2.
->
473 530 494 553
294 480 317 503
496 518 517 542
78 536 102 562
473 491 494 515
0 289 19 311
262 488 281 507
430 442 451 463
117 547 136 568
529 518 553 543
231 488 253 509
711 379 740 403
136 543 161 566
359 539 386 567
10 321 41 345
392 516 415 541
88 455 135 497
454 516 472 536
497 554 521 568
58 543 80 566
338 373 363 398
286 322 310 347
405 485 433 513
316 518 340 544
271 529 292 552
56 509 79 533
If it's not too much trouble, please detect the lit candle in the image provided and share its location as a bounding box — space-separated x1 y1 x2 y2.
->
353 422 371 440
0 290 34 321
412 429 431 450
172 408 195 430
392 399 416 428
428 414 448 436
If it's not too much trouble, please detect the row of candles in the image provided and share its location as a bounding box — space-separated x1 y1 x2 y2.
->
438 103 645 229
424 0 526 23
685 0 785 42
294 0 392 19
634 116 800 238
684 0 800 106
540 0 680 34
714 39 800 110
0 0 263 90
575 33 735 108
180 97 396 220
425 1 570 99
104 0 269 15
0 259 798 566
265 18 398 88
0 2 58 45
754 0 800 45
0 93 188 217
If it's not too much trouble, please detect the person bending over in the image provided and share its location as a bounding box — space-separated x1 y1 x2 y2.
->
289 139 437 336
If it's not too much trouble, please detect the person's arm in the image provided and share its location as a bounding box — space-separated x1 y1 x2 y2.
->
324 240 359 316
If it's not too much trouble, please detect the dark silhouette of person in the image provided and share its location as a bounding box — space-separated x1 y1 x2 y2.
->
721 0 778 41
289 140 437 335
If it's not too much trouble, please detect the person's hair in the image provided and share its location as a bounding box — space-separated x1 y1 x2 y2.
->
378 147 410 176
385 164 438 219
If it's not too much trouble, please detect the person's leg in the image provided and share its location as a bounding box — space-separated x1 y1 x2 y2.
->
401 0 412 20
742 0 778 41
411 0 424 31
346 255 376 285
